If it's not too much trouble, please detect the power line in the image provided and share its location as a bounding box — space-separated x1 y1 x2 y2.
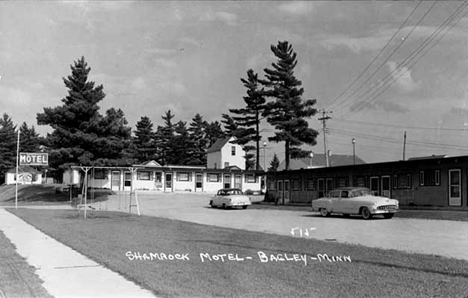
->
330 1 437 112
334 119 468 132
338 2 468 119
326 1 423 111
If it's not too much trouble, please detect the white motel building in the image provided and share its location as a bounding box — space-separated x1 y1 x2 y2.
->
63 136 263 194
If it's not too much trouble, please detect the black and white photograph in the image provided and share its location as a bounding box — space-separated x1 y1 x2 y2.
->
0 1 467 297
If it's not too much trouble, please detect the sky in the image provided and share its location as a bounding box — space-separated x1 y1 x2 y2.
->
0 1 467 165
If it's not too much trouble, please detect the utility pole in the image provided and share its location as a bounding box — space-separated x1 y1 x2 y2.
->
402 131 407 161
318 110 332 167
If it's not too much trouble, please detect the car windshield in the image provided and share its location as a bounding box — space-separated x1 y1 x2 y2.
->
351 189 372 197
219 189 242 195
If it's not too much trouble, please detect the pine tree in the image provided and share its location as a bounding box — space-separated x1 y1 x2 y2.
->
204 121 225 148
268 153 280 172
37 56 134 171
19 122 42 153
133 116 158 163
229 69 267 170
0 114 17 183
188 113 208 166
261 41 319 171
172 121 195 165
157 110 176 165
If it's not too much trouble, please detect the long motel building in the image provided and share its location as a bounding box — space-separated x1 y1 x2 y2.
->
63 136 263 194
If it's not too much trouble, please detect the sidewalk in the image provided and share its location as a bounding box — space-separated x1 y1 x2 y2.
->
0 208 155 298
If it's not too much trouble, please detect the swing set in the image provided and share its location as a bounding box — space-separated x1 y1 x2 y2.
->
70 166 140 218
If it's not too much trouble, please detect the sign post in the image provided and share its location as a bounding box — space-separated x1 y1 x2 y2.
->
15 131 20 209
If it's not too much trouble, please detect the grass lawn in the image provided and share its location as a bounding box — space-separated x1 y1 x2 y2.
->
7 208 468 298
0 230 53 298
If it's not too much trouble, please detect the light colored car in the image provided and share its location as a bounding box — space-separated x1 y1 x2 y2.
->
210 188 251 209
311 187 399 219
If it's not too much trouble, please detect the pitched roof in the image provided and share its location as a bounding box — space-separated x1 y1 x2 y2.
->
277 153 365 171
206 136 235 153
407 155 448 161
7 165 42 175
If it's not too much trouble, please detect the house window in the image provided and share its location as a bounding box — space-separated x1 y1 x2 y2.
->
336 176 348 188
305 178 316 191
177 172 192 181
224 162 229 168
231 146 236 156
291 179 302 191
137 171 151 181
353 176 367 188
419 170 440 186
207 173 221 182
94 169 108 180
394 174 412 189
245 174 257 183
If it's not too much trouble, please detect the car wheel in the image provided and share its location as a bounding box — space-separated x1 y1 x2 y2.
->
361 207 372 220
222 203 226 209
242 205 248 209
320 208 330 217
209 201 216 208
383 213 394 219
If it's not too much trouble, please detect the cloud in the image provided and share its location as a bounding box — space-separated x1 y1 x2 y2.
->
320 34 390 54
131 77 146 90
278 2 314 15
199 11 238 26
375 101 409 113
387 61 421 93
145 48 177 56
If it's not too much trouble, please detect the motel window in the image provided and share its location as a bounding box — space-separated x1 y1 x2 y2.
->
231 146 236 156
291 179 302 191
305 178 316 191
268 180 276 191
353 176 367 188
137 171 152 181
94 169 108 180
336 176 348 188
245 174 257 183
224 162 229 168
177 172 192 182
419 170 440 186
394 174 412 189
207 173 221 182
155 172 162 183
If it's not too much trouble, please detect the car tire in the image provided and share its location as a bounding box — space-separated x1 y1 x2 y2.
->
361 207 372 220
210 201 216 208
383 213 394 219
242 205 248 209
320 208 330 217
222 203 226 209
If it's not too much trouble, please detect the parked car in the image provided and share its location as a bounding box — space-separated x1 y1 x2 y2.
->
210 188 251 209
311 187 399 219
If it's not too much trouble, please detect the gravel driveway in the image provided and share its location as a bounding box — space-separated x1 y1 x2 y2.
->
90 192 468 261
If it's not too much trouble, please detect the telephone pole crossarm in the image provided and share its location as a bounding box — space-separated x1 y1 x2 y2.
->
318 110 332 167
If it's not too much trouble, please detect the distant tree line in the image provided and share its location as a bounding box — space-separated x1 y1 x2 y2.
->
0 41 319 183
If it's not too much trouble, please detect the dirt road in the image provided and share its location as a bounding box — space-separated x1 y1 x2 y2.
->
89 192 468 261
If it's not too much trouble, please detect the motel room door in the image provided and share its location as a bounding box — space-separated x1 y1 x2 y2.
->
111 171 121 191
381 176 391 198
124 171 132 192
449 169 461 206
165 173 173 192
195 173 203 192
370 176 379 196
282 180 290 204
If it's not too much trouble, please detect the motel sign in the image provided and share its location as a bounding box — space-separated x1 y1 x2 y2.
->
19 152 48 166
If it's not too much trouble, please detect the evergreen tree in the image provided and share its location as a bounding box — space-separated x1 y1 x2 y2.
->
133 116 158 163
37 56 133 171
204 121 225 148
0 114 17 183
261 41 319 170
268 153 280 172
221 113 238 136
229 69 267 170
172 121 194 165
19 122 42 153
157 110 176 165
188 113 208 166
